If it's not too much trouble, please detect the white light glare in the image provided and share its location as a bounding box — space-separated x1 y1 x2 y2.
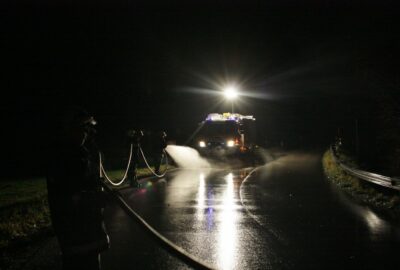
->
226 140 235 147
223 86 238 100
199 141 206 148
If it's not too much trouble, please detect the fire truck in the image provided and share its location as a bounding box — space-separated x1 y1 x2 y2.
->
194 112 256 157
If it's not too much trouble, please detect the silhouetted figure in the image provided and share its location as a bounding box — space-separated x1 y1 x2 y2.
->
47 108 109 270
154 131 167 175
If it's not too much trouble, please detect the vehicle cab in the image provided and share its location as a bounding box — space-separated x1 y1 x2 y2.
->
194 113 256 157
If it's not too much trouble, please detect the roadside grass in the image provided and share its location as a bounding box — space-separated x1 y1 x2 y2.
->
334 148 358 168
0 178 47 209
0 165 169 249
322 149 400 219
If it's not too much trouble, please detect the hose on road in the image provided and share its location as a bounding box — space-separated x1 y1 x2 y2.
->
100 181 215 270
99 142 214 268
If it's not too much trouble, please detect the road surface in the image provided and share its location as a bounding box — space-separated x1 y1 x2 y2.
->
102 150 400 269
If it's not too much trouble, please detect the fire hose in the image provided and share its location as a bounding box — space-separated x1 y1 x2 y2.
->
100 178 215 270
99 144 133 186
139 147 168 178
97 143 216 268
100 143 169 186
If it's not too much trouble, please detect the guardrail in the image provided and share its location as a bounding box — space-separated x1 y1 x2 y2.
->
330 146 400 191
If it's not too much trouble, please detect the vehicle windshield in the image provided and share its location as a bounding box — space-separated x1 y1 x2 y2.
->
199 121 239 137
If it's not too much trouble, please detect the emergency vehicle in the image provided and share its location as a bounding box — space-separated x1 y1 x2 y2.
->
194 112 256 157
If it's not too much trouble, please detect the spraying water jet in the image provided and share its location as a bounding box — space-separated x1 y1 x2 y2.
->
165 145 210 169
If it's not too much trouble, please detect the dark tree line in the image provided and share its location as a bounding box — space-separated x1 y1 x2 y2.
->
340 52 400 176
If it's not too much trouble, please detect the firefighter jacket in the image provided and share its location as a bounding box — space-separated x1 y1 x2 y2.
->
47 141 109 257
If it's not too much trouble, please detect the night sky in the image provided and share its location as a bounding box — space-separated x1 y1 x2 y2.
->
2 1 400 176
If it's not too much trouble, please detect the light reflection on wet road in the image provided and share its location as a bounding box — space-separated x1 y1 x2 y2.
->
103 151 400 270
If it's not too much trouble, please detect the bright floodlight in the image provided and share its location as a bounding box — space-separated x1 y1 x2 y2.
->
223 86 238 100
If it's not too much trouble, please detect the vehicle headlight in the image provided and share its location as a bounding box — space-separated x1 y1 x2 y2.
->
199 141 206 148
227 140 235 147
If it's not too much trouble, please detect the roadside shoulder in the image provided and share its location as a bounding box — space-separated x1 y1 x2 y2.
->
322 149 400 221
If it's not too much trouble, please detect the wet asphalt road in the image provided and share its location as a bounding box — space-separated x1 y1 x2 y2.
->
102 150 400 270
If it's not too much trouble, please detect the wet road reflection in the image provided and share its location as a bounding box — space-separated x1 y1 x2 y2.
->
110 167 269 269
333 186 394 241
240 152 400 269
104 151 400 270
218 173 238 270
161 169 249 269
196 173 206 221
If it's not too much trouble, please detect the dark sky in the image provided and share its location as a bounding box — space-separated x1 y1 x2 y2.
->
1 0 400 176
